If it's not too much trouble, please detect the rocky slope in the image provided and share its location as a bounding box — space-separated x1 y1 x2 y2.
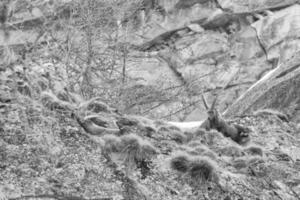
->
1 2 300 199
1 68 300 199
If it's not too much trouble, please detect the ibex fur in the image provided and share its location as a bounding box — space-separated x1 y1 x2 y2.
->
200 95 250 145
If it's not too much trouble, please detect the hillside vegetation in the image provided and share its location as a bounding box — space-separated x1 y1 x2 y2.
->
0 0 300 199
1 79 300 199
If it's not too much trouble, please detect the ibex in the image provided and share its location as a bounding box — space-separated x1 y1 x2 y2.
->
200 95 250 144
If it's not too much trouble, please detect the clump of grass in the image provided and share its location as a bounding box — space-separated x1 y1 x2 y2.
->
194 128 207 137
116 116 140 129
254 109 289 122
183 131 194 143
154 120 166 127
102 134 122 153
247 156 265 165
56 89 70 102
244 145 263 156
174 0 204 10
41 92 59 109
187 141 202 148
203 130 219 145
232 157 248 170
194 129 224 145
120 134 157 162
202 150 218 160
191 148 217 160
100 134 157 177
171 131 188 144
176 145 190 152
143 125 157 136
170 152 191 173
187 146 208 155
246 156 266 177
17 81 32 97
157 125 182 134
170 153 219 184
79 97 113 114
102 133 157 169
231 156 265 170
168 125 182 132
219 145 244 157
137 139 157 161
188 157 218 183
185 143 218 160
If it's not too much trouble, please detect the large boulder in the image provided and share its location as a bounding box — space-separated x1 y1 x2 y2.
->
251 4 300 62
224 53 300 122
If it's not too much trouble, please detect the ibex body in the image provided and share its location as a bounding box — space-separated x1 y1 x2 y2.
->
200 95 250 144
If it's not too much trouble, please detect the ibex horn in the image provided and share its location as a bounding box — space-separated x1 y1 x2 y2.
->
210 95 218 110
201 94 209 110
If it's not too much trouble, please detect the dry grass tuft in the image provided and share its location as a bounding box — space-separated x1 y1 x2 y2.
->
244 145 263 156
194 128 207 137
232 157 248 170
219 145 244 157
102 134 122 153
120 134 157 164
188 156 218 183
171 131 188 144
170 152 191 173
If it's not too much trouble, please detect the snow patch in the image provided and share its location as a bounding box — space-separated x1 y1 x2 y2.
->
168 121 203 130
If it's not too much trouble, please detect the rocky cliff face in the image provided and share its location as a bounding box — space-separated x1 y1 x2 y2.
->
224 53 300 123
120 0 300 120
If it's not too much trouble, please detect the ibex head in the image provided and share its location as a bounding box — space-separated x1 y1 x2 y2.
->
202 95 219 121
